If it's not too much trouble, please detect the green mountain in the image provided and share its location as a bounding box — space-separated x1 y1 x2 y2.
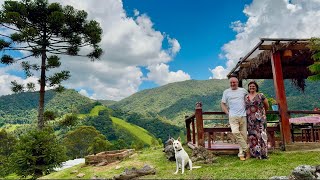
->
0 89 94 125
259 79 320 110
78 105 158 147
98 100 117 106
112 79 320 126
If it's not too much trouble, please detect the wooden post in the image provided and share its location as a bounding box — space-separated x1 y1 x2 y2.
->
195 102 204 147
185 116 191 142
270 51 292 146
239 79 243 87
192 118 196 144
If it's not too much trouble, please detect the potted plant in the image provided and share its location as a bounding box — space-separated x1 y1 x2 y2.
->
270 98 278 111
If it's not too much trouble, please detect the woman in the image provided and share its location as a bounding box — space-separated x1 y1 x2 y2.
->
245 80 269 159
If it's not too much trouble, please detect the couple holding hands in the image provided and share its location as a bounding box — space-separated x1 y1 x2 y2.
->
221 77 269 161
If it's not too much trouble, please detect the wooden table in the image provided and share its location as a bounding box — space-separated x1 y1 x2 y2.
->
290 115 320 142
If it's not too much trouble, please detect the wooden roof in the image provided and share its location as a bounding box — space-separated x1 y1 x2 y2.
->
227 38 316 81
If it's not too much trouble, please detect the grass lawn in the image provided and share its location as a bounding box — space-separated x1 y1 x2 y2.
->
39 147 320 179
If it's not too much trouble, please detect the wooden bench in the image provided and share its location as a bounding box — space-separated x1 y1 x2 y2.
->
203 125 280 150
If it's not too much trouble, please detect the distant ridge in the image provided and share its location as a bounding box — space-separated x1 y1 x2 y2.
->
112 79 320 126
0 89 94 125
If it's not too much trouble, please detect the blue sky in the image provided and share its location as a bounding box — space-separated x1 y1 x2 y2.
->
123 0 250 90
1 0 320 100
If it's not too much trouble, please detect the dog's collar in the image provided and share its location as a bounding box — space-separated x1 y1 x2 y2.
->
176 148 182 152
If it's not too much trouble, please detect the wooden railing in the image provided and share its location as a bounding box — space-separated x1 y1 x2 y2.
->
185 102 320 150
185 102 280 148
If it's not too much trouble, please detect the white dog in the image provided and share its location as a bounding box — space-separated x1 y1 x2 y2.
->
172 137 192 174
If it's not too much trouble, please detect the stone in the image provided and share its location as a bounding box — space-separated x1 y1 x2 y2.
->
113 164 156 180
76 173 85 178
191 146 216 164
291 165 316 180
269 176 289 179
70 170 78 174
85 149 134 166
163 138 175 161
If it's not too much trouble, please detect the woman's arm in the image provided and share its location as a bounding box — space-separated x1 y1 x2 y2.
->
263 98 269 111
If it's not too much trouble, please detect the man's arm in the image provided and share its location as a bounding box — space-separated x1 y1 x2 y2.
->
221 101 229 115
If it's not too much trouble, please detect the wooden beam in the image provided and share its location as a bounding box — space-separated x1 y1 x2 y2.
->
185 116 191 142
195 103 204 147
192 119 196 144
270 51 292 147
239 62 251 68
259 43 309 50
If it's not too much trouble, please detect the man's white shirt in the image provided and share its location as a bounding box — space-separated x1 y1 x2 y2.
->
221 87 247 117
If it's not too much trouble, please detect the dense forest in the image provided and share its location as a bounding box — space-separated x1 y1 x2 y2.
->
0 89 94 126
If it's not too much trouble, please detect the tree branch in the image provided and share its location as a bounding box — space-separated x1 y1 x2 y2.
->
16 54 34 61
0 33 12 39
3 47 33 52
0 23 20 32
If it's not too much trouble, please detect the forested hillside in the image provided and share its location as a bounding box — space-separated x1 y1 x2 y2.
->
111 79 229 126
259 80 320 110
0 89 94 125
112 79 320 126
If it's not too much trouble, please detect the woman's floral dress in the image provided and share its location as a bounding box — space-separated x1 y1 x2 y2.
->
245 93 268 159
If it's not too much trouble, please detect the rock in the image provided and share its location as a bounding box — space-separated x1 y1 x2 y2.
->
163 138 175 161
113 164 156 180
70 170 78 174
85 149 134 166
91 175 98 179
76 173 85 178
129 153 138 158
115 165 121 170
96 161 109 166
191 146 216 164
291 165 316 180
269 176 289 179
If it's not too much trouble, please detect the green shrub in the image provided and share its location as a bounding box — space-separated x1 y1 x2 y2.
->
12 127 66 179
0 129 17 177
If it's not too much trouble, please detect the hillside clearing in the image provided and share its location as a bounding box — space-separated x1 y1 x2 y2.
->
111 117 154 145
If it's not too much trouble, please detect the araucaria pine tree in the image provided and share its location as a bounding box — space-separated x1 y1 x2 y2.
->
0 0 103 129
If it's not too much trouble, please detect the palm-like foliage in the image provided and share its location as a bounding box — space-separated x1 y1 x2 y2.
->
308 38 320 81
0 0 103 129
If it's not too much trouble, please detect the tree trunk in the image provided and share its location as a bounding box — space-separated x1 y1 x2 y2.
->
38 46 46 129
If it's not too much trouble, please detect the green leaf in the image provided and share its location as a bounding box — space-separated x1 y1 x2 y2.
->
46 55 61 69
1 55 15 65
0 39 11 50
21 61 33 77
84 20 102 44
308 62 320 73
312 52 320 61
10 33 25 42
10 80 24 93
48 70 70 86
307 74 320 81
87 47 103 60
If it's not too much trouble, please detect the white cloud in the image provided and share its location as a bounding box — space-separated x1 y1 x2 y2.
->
167 36 181 56
210 0 320 79
146 63 190 85
209 66 226 79
0 0 187 100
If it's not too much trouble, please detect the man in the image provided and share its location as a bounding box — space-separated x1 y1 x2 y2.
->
221 77 249 161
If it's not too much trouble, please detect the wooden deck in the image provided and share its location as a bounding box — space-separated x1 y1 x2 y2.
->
188 141 240 155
